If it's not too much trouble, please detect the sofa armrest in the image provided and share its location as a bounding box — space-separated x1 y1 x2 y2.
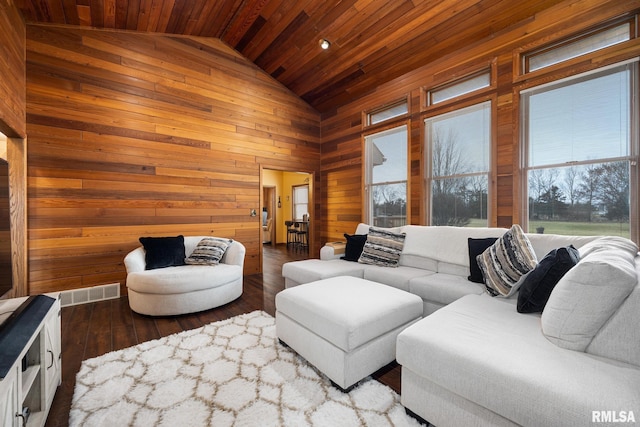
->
320 242 346 260
222 240 246 268
124 247 146 273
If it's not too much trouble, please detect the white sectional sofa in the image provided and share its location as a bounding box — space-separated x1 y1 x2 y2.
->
281 223 640 426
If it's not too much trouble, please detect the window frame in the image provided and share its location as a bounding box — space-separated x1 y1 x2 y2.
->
519 60 639 240
423 97 496 227
363 97 410 128
292 184 309 221
362 121 410 227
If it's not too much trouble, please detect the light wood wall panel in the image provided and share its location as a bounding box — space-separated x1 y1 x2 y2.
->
0 0 26 138
320 0 640 245
26 25 320 295
0 0 28 299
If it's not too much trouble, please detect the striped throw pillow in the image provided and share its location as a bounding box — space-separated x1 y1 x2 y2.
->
477 224 537 296
358 227 406 268
185 237 232 265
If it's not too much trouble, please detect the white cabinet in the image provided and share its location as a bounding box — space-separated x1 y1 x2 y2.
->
0 294 61 427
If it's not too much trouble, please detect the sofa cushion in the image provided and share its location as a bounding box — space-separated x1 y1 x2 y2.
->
358 227 406 267
185 237 232 265
541 238 638 351
342 233 367 262
587 262 640 367
409 273 485 306
362 266 434 292
281 259 366 286
139 235 186 270
467 237 498 283
516 245 580 313
397 294 640 427
477 224 537 297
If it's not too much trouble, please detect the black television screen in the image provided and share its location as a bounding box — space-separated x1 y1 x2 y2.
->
0 159 12 299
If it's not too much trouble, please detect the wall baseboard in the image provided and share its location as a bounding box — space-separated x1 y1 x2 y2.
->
59 283 120 307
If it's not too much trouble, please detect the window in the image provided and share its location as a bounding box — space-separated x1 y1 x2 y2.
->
364 125 408 227
522 62 638 238
292 185 308 221
428 71 491 105
425 101 491 226
366 99 408 126
525 21 631 73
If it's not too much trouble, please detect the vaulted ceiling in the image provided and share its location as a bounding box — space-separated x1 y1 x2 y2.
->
17 0 564 114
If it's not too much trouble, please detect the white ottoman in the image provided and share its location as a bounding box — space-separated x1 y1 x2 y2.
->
275 276 423 391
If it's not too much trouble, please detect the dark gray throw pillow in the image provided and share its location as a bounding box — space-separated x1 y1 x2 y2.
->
342 233 368 262
517 245 580 313
139 235 186 270
467 237 498 283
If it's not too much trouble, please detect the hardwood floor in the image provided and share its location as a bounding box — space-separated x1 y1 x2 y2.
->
44 244 402 427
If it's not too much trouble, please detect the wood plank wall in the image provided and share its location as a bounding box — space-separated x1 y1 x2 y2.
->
25 25 321 295
320 0 640 244
0 0 26 138
0 0 28 299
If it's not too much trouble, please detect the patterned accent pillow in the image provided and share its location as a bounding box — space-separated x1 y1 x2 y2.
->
358 227 406 268
477 224 537 296
185 237 233 265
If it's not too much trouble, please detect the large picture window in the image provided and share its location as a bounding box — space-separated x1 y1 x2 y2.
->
364 125 408 227
425 101 491 226
522 62 638 237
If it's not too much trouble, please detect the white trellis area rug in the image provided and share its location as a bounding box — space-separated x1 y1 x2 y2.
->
69 310 424 427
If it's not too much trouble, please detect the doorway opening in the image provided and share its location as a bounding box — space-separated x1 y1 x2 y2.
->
260 167 314 273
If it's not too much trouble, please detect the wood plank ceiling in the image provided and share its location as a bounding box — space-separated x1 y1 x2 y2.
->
17 0 565 114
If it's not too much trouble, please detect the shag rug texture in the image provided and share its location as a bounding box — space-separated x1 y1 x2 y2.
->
69 310 423 426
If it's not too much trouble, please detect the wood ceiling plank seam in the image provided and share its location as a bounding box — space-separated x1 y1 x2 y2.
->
153 0 175 33
102 0 115 26
220 0 270 45
134 0 152 31
182 0 218 35
240 0 313 60
89 0 104 27
210 0 250 38
61 0 81 24
143 0 164 31
254 10 308 71
162 0 189 34
196 0 235 38
114 0 128 29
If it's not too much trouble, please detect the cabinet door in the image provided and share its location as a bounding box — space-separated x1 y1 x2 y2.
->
43 299 61 407
0 367 18 427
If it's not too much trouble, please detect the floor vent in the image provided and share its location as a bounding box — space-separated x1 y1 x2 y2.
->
60 283 121 307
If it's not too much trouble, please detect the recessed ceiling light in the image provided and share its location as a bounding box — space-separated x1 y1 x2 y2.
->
319 39 331 50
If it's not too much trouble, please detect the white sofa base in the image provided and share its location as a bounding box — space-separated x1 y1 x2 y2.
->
402 367 516 427
275 276 423 390
128 278 242 316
